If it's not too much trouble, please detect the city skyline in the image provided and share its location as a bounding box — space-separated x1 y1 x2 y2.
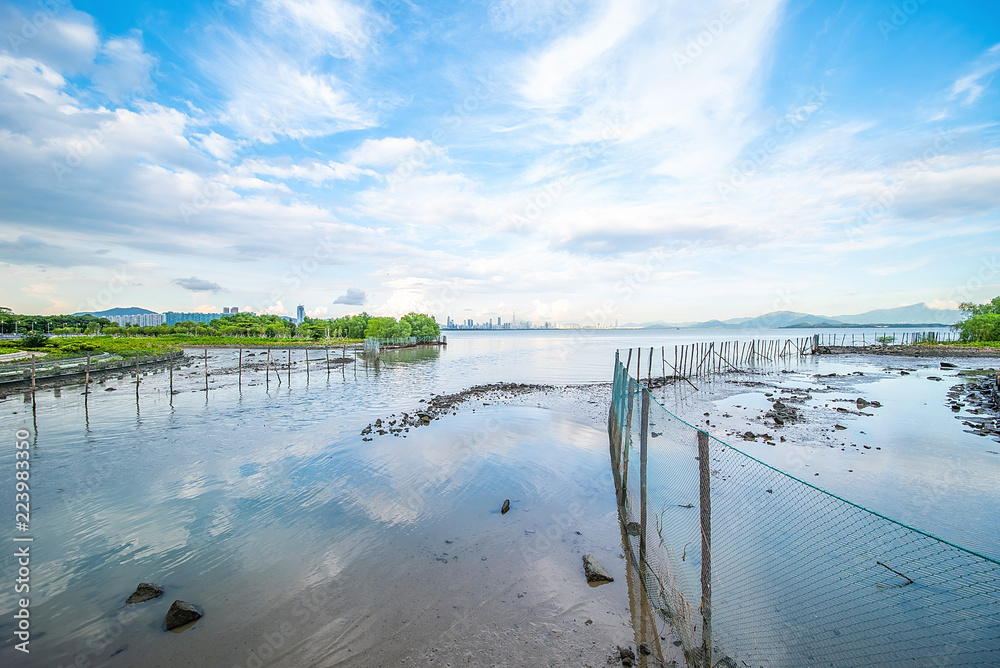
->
0 2 998 323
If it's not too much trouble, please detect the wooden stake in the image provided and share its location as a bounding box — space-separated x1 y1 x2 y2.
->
31 353 36 390
85 351 91 395
204 349 208 393
238 348 242 388
698 430 713 668
305 348 310 382
287 347 291 385
639 387 649 567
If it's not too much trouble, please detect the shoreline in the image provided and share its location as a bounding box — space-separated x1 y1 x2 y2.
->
816 343 1000 357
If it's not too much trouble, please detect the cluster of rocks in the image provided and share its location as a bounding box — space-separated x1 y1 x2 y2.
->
125 583 203 631
360 382 552 440
948 369 1000 441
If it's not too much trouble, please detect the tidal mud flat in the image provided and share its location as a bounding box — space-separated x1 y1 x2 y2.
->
653 348 1000 559
0 356 676 668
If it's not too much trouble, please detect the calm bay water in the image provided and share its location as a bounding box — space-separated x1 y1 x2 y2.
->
0 327 995 665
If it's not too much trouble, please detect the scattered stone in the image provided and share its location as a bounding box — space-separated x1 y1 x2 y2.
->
501 499 510 515
638 643 651 655
940 362 958 369
626 521 641 536
164 600 202 631
834 424 846 430
582 554 614 584
126 583 163 604
856 398 870 409
928 376 943 381
617 645 636 667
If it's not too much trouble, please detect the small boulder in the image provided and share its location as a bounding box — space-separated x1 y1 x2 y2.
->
617 645 636 667
940 362 957 369
583 554 614 584
165 600 202 631
126 583 163 604
501 499 510 515
855 398 870 409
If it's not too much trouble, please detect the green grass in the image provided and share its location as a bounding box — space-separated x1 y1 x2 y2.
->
0 334 362 358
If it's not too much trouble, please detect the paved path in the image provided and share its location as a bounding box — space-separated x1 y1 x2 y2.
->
0 351 46 363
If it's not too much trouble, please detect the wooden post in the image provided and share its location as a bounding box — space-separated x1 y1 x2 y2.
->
168 350 173 395
85 351 91 395
343 344 346 379
238 348 242 388
287 347 291 385
136 353 140 397
647 347 653 386
305 349 310 382
661 346 665 385
636 348 641 386
204 349 209 393
30 353 36 390
621 378 634 507
266 347 271 389
326 347 330 377
698 429 712 668
639 388 649 568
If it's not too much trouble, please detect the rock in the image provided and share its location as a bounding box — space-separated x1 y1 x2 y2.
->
626 521 641 536
928 376 943 381
639 642 651 655
126 583 163 604
164 600 202 631
617 645 636 667
742 431 756 441
856 398 870 409
940 362 958 369
501 499 510 515
583 554 614 584
834 424 847 430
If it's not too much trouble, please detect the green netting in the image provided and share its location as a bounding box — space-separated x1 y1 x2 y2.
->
608 354 1000 667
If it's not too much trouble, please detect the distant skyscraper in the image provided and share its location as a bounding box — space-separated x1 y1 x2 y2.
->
296 304 305 323
231 306 239 314
223 307 230 314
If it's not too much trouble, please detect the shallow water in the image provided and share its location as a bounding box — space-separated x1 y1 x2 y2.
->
0 327 993 665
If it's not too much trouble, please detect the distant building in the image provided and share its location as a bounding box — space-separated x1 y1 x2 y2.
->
105 313 166 327
223 307 230 314
230 306 238 314
296 304 305 323
164 311 227 326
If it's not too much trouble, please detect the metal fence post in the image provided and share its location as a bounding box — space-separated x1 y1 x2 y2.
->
698 429 712 668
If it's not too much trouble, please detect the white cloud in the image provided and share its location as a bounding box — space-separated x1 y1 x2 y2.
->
198 131 241 161
950 43 1000 105
347 137 444 168
238 157 374 184
260 0 385 59
91 34 156 102
0 6 99 73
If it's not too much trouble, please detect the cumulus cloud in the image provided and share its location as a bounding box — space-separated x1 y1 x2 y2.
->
173 277 223 292
333 287 366 305
91 33 156 102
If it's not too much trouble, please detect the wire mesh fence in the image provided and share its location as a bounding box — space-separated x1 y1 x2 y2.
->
608 351 1000 667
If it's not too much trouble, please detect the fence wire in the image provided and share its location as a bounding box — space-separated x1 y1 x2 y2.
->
608 354 1000 667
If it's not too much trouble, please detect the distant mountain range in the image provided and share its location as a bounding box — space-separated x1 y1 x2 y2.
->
626 303 961 329
73 307 157 317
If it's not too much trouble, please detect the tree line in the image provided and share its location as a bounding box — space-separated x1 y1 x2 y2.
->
0 308 440 342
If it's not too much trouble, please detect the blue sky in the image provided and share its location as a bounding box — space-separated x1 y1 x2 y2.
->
0 0 998 324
